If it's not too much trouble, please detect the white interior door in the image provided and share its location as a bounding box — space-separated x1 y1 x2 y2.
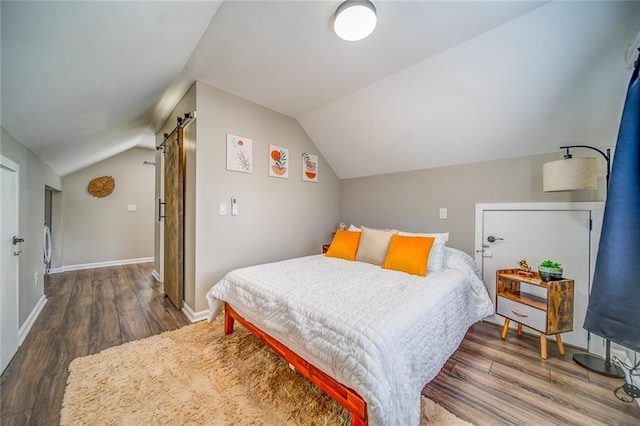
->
480 208 593 349
1 156 20 373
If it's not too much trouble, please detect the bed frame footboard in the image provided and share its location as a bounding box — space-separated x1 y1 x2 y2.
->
223 302 367 426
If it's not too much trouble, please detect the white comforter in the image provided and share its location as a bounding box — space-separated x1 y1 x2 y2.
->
206 248 493 426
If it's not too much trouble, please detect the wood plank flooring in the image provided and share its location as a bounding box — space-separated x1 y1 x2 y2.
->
0 263 189 426
423 322 640 425
1 263 638 425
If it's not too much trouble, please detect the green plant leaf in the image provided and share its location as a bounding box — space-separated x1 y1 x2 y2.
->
540 259 562 268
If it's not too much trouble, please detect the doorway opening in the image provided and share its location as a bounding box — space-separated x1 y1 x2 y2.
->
44 188 53 274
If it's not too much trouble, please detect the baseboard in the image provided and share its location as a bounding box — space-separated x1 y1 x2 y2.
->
152 269 160 282
51 257 154 273
18 295 47 345
182 301 208 323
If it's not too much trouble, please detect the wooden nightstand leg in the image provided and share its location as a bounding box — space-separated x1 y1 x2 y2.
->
556 334 565 356
540 334 548 359
501 319 510 339
517 323 523 337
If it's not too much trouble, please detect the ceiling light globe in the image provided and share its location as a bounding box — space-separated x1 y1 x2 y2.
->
333 0 377 42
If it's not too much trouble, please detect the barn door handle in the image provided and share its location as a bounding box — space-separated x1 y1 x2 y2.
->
487 235 504 243
158 199 165 222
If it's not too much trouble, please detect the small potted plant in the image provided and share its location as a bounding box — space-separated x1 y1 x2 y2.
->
538 260 563 281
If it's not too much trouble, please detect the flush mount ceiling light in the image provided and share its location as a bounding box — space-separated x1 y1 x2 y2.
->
333 0 377 42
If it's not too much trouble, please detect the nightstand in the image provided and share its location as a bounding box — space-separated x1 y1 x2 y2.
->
496 269 574 359
323 232 336 254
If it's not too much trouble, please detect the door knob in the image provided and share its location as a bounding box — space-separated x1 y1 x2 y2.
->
487 235 504 243
12 236 25 245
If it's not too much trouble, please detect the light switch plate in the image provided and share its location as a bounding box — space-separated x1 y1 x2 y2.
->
439 208 447 219
219 203 227 215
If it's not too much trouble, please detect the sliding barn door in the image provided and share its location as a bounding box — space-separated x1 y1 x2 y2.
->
163 128 184 309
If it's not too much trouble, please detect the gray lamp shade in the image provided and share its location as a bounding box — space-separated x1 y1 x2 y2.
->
543 157 598 192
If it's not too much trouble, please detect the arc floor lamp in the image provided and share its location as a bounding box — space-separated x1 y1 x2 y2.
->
543 145 624 378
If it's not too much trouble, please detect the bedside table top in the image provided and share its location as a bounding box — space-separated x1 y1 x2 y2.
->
496 269 573 288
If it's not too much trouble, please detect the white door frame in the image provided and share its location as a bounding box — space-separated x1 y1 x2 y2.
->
475 202 605 355
1 155 20 373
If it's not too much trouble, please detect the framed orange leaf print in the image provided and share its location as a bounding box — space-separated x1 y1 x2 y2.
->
268 145 289 178
302 153 318 182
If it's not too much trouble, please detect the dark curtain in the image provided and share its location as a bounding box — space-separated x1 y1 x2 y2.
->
583 54 640 352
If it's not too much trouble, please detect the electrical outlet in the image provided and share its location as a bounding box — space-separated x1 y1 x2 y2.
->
34 272 38 287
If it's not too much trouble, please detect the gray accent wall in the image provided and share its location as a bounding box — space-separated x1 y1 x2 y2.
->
61 147 155 266
190 82 340 312
1 128 62 327
340 152 603 255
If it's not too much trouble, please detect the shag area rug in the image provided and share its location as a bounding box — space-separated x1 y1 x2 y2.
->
61 321 472 425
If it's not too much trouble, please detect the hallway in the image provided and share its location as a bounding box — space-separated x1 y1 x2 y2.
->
0 263 188 425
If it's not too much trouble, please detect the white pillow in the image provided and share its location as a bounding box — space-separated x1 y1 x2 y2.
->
397 231 449 273
348 224 361 232
355 226 398 265
443 247 481 279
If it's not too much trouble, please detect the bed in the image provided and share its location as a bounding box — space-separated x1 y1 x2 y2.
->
206 247 493 426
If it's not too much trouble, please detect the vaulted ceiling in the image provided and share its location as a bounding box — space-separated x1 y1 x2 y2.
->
2 1 639 177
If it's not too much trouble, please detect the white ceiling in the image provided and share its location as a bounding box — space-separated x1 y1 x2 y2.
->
2 1 639 178
1 1 222 175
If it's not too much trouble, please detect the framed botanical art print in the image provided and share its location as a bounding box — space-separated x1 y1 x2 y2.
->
226 134 253 173
269 145 289 178
302 152 318 182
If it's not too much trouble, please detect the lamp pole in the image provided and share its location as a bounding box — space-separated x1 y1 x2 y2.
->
560 145 623 378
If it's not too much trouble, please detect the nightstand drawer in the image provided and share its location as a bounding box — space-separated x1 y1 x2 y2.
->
497 296 546 332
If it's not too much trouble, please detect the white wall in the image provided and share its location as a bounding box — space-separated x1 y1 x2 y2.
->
61 147 155 266
1 128 62 327
190 82 340 312
300 1 640 180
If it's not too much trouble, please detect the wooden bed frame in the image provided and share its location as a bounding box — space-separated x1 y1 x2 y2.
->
223 302 368 426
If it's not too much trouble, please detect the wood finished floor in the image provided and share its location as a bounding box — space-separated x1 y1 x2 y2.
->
424 324 640 425
0 263 189 425
1 264 638 425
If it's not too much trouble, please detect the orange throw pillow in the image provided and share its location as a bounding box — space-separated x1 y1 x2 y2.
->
382 235 435 277
325 230 361 261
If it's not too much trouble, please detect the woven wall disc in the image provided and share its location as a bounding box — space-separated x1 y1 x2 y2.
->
87 176 115 198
